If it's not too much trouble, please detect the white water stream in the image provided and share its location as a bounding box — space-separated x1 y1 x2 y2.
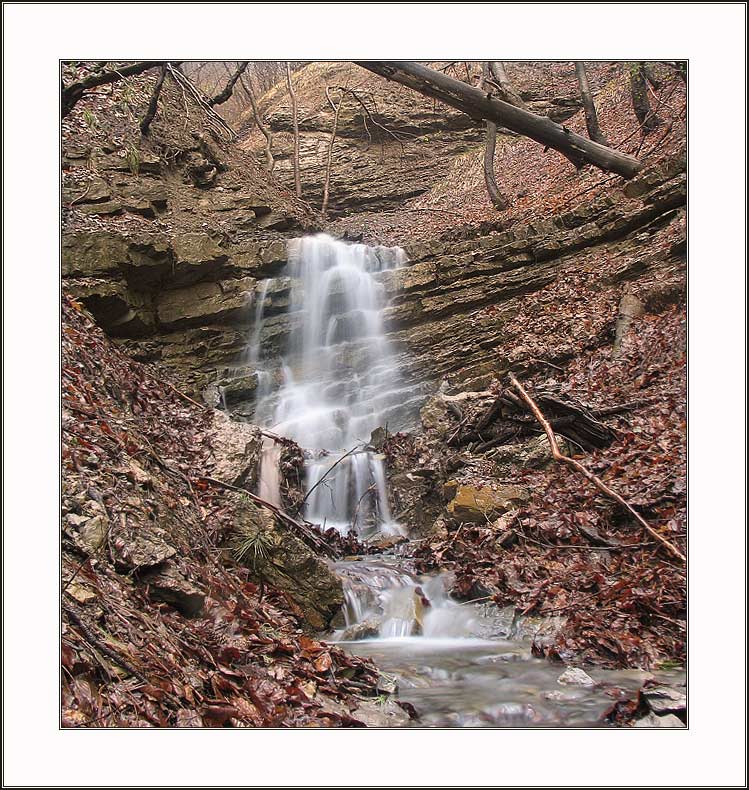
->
249 233 407 537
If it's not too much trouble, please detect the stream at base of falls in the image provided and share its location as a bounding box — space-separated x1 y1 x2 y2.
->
243 234 683 727
328 556 683 728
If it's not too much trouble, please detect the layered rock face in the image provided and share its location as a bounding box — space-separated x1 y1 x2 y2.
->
64 137 685 427
239 61 587 218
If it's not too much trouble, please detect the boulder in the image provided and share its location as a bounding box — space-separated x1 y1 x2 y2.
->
230 497 344 630
445 483 530 524
206 411 263 488
557 666 596 687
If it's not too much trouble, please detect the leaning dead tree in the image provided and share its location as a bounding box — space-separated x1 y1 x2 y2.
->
62 60 168 117
207 61 249 107
139 64 168 136
630 62 662 134
356 61 642 178
480 63 509 210
286 62 302 197
574 62 609 146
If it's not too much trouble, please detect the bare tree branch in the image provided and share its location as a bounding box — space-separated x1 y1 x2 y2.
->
207 61 250 107
508 373 685 563
239 73 275 172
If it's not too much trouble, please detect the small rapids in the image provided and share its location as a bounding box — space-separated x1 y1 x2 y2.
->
329 558 680 727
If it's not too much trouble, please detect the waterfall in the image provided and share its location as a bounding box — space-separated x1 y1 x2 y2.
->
249 233 408 537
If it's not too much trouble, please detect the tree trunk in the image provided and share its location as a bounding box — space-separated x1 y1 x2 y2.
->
321 87 344 217
481 64 509 210
240 74 274 172
630 62 662 134
356 61 642 178
286 62 302 197
574 62 609 146
489 61 528 110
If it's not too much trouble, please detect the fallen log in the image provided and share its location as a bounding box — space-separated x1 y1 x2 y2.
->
356 61 642 178
508 373 685 563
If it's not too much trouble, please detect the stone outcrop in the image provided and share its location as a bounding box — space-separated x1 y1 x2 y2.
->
229 496 344 630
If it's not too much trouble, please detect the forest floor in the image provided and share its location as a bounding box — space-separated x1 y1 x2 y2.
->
62 295 389 727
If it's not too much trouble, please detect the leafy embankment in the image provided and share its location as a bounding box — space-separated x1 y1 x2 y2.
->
61 294 379 727
401 214 686 670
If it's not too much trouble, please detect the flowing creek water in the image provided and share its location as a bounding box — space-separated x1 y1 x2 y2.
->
244 234 681 727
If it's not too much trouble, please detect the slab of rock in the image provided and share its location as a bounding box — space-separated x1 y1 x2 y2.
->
642 685 686 717
557 667 596 687
206 411 263 488
156 277 254 330
445 483 530 524
170 233 228 288
230 497 344 630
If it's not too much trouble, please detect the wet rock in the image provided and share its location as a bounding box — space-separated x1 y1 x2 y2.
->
341 619 381 641
642 684 686 717
230 496 344 630
206 411 263 488
365 533 407 552
445 483 530 524
141 561 205 617
633 712 686 728
557 667 596 687
350 697 411 727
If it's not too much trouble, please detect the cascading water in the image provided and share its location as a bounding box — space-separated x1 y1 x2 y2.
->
248 233 408 537
236 233 681 727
